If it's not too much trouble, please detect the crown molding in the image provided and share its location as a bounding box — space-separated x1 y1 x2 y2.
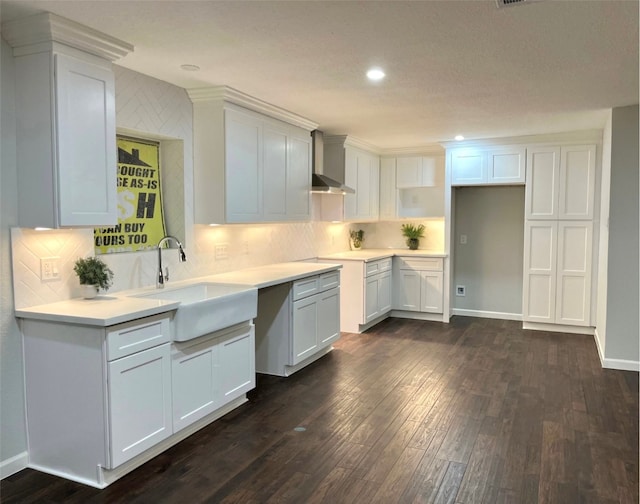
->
380 144 445 157
440 129 603 149
323 134 381 154
1 12 133 61
187 85 318 131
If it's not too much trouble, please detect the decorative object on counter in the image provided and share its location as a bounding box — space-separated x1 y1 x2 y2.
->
401 223 425 250
73 256 114 298
349 229 365 250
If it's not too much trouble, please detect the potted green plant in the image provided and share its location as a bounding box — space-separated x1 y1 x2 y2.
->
73 256 114 298
349 229 364 250
401 223 425 250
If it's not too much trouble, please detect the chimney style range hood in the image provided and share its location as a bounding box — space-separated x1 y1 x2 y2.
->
311 130 355 194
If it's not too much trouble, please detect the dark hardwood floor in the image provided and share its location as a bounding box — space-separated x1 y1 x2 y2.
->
2 317 638 503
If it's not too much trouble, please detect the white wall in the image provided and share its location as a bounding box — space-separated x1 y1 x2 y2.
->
603 104 639 365
0 37 28 476
452 186 525 317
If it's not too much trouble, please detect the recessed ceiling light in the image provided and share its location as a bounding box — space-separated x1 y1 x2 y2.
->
366 68 385 81
454 135 465 141
180 64 200 72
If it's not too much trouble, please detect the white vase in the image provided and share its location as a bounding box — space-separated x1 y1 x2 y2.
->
80 284 99 299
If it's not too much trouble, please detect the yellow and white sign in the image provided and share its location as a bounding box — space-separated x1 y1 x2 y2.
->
94 137 166 254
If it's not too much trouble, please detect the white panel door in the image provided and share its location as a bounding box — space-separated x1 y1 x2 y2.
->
286 134 312 220
487 148 526 184
450 150 486 185
219 326 256 401
525 146 560 220
523 221 558 323
364 276 380 323
420 271 444 313
355 151 373 219
379 157 397 220
292 297 318 364
108 343 172 468
378 271 393 315
171 338 218 432
394 270 421 311
396 157 421 188
317 288 341 346
262 124 288 220
225 109 261 222
555 221 593 326
55 53 117 226
559 145 596 220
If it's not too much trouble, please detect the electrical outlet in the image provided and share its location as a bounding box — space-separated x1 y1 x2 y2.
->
456 285 466 297
460 234 467 244
41 257 61 281
215 243 229 260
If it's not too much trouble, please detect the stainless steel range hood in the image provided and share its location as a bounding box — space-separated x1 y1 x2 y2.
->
311 130 355 194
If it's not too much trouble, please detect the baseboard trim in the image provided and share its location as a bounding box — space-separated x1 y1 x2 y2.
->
593 329 640 371
522 321 594 335
390 310 446 323
451 309 522 322
1 451 28 479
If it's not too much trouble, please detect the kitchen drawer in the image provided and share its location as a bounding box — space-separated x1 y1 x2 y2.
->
365 258 392 277
292 276 319 301
106 313 171 361
396 257 443 271
319 270 340 291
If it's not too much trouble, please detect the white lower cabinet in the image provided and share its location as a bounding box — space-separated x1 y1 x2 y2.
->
172 323 255 432
523 220 593 326
108 343 172 468
393 257 444 314
365 270 392 323
255 270 341 376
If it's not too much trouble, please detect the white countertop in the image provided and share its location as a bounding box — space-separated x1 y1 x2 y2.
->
15 261 342 326
318 249 447 262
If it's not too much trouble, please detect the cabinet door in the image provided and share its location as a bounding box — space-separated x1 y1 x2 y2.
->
379 158 397 219
420 271 443 313
343 147 359 220
55 54 117 226
108 343 171 468
523 221 558 323
394 269 421 311
317 288 340 346
262 123 288 220
368 153 380 220
172 337 219 432
555 221 593 326
378 271 393 315
225 109 261 222
396 157 422 188
364 275 380 323
558 145 596 220
526 146 561 220
219 326 256 402
451 150 486 185
487 148 525 184
286 134 312 220
292 296 318 365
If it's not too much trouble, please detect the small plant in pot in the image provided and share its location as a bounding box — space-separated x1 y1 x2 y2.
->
401 223 425 250
73 256 114 299
349 229 365 250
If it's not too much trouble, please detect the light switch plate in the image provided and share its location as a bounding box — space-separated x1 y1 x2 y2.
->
41 257 61 281
215 244 229 260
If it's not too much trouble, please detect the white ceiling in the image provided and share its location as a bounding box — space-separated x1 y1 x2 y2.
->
1 0 638 149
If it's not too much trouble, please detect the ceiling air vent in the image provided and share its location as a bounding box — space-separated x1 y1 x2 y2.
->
496 0 540 7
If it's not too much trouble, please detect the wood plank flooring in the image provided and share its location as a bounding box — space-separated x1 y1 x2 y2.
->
2 317 638 503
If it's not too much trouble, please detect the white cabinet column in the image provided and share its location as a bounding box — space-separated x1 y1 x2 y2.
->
523 221 558 324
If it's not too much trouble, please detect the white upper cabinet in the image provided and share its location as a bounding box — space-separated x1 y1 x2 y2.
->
3 14 132 228
525 144 596 220
379 157 398 220
396 156 444 188
189 87 316 224
323 136 380 222
450 146 525 186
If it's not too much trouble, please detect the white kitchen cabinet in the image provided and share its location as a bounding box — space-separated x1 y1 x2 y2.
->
172 322 255 432
255 270 341 376
108 343 172 468
13 51 118 228
396 156 443 188
392 257 444 314
450 146 525 186
379 157 398 220
191 94 313 224
522 220 593 326
525 144 596 220
365 270 392 323
324 136 380 222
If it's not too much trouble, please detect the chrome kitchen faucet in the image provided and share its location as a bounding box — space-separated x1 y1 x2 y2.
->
157 235 187 288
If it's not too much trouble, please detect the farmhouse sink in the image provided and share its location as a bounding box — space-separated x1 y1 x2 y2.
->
134 282 257 341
